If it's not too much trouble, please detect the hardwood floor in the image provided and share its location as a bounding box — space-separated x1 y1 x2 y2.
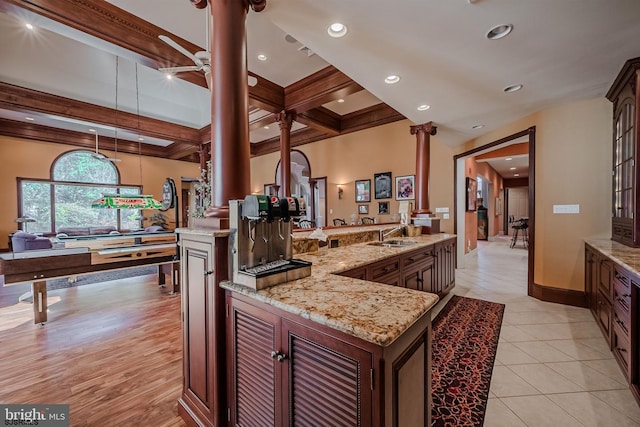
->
0 274 185 426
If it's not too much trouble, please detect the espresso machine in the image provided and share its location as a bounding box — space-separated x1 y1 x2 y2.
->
230 195 311 290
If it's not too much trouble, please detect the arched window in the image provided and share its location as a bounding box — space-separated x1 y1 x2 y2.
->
18 150 142 233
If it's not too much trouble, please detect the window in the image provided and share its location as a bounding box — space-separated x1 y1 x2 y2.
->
18 150 142 233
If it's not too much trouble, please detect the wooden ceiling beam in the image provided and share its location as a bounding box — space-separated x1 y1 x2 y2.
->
0 83 201 144
341 103 405 134
295 107 341 136
285 66 363 113
250 127 330 157
0 118 185 160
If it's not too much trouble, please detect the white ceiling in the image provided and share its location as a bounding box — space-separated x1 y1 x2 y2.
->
2 0 640 150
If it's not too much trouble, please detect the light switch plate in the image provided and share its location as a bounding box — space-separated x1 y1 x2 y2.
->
435 207 449 213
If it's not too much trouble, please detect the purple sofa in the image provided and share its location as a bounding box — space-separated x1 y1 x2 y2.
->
12 231 52 252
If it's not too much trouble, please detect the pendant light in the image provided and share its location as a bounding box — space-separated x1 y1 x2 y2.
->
91 57 161 210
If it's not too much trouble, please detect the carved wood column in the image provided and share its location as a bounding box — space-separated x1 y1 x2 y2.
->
410 122 437 215
199 0 266 225
275 110 296 197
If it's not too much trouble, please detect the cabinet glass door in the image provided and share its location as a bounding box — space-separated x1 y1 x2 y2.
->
614 100 635 219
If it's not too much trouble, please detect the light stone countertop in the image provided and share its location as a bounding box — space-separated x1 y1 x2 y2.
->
585 237 640 275
222 233 455 347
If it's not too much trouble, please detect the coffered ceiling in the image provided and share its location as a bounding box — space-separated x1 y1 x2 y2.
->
1 0 640 164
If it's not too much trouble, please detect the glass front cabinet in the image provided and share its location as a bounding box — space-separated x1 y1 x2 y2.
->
608 58 640 247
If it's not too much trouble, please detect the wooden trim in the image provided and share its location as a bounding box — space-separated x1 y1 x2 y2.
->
527 126 536 297
285 66 363 112
296 107 341 136
531 283 588 308
0 83 201 144
250 104 406 157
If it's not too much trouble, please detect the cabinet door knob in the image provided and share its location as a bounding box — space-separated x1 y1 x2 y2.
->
271 351 278 359
277 353 288 362
616 347 627 353
204 270 214 276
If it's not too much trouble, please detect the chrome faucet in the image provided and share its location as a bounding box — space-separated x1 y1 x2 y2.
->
379 225 404 241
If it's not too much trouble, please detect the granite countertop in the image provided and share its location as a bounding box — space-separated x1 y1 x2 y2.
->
585 237 640 275
292 223 400 239
222 233 454 347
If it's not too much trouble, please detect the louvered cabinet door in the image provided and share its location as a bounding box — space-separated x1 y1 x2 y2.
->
282 320 373 427
230 300 281 426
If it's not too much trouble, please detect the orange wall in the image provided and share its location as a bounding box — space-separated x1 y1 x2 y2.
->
250 120 455 232
0 135 199 250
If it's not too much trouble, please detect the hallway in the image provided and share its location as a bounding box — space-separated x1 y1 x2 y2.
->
442 238 640 426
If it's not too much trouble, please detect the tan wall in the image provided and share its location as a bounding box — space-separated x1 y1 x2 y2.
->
250 120 455 232
459 97 612 292
0 136 199 250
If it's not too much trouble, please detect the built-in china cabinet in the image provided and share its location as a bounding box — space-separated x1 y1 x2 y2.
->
607 57 640 247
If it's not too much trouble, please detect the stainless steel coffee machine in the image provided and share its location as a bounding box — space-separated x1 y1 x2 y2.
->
230 195 311 290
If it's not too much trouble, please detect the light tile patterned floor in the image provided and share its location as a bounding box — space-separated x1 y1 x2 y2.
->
434 237 640 426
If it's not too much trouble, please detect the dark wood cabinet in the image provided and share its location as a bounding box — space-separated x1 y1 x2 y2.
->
177 231 229 427
585 245 598 312
227 292 432 426
337 237 456 297
585 242 640 405
228 297 372 427
607 57 640 247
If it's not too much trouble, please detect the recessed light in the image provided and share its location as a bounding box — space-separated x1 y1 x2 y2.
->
165 74 173 80
486 24 513 40
25 23 34 30
510 167 516 170
503 84 523 93
264 126 270 130
505 157 513 161
337 99 345 103
417 104 431 111
25 117 34 121
257 54 267 61
138 137 144 141
472 124 484 129
385 75 400 84
514 173 520 177
89 128 96 133
327 23 348 38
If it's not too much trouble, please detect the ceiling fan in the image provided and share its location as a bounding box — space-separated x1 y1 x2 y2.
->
157 8 257 89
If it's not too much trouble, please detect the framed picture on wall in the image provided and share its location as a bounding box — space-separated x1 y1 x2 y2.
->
358 204 369 214
395 175 415 200
374 172 392 199
378 201 390 215
466 177 478 211
355 179 371 202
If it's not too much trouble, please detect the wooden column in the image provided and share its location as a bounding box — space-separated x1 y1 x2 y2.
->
275 110 296 197
410 122 437 215
309 178 317 223
197 0 266 225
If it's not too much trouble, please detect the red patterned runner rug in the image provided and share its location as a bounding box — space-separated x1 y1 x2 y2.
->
431 295 505 426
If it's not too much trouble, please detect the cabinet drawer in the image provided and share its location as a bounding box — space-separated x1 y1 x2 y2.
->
613 277 631 315
401 246 434 269
612 309 630 340
369 258 400 282
612 322 631 379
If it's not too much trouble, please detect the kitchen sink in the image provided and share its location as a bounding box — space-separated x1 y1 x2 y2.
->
367 240 417 248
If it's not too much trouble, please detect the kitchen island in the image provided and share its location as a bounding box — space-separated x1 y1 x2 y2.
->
177 228 454 427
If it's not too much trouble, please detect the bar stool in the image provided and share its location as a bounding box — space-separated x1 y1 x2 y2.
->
510 218 528 249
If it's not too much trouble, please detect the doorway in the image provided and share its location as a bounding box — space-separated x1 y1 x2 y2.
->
454 127 536 295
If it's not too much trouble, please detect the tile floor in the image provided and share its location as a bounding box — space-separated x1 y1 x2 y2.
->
434 236 640 426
